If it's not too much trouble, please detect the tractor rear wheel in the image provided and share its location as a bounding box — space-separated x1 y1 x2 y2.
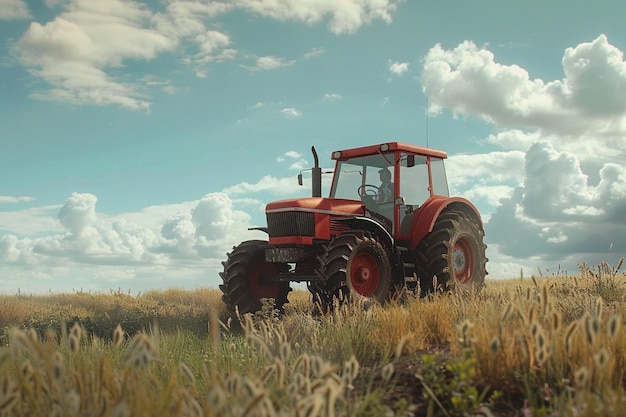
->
219 240 291 318
311 231 392 313
416 210 487 294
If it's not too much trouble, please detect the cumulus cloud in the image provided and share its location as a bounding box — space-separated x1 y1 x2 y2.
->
303 47 324 59
276 151 307 170
443 151 525 215
422 35 626 161
10 0 399 111
0 191 259 291
222 175 303 196
234 0 400 34
422 35 626 274
486 142 626 261
323 93 342 101
14 0 175 112
0 0 30 20
0 205 63 235
388 60 409 76
246 55 296 71
447 151 525 188
0 195 35 204
281 107 302 118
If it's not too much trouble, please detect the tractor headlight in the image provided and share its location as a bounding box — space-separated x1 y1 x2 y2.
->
380 143 390 152
332 151 342 159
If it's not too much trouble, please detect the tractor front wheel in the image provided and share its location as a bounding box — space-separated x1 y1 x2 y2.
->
220 240 291 318
312 231 392 313
416 210 487 294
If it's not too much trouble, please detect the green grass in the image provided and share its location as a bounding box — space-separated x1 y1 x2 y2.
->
1 258 626 416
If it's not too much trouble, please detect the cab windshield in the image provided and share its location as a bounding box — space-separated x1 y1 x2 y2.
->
330 152 450 228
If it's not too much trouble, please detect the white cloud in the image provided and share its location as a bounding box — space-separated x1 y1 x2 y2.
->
486 142 626 260
303 47 325 59
277 151 299 161
247 55 296 71
281 107 302 118
234 0 400 34
421 35 626 161
444 151 524 213
223 175 302 196
323 93 342 101
14 0 175 112
193 30 232 61
0 195 35 204
462 185 515 208
556 34 626 117
422 35 626 273
0 191 262 292
0 0 31 20
276 151 307 170
0 205 63 235
485 129 541 152
10 0 400 111
162 85 177 95
284 151 302 159
447 151 526 188
388 60 409 76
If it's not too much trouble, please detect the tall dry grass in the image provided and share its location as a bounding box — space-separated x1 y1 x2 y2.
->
1 258 626 416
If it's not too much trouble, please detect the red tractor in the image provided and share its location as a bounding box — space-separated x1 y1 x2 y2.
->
220 142 487 316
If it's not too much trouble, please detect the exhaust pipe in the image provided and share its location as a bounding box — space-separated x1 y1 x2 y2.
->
311 146 322 198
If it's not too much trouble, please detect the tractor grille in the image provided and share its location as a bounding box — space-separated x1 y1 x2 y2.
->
267 211 315 237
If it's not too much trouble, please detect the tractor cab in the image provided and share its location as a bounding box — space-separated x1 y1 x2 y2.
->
329 142 450 237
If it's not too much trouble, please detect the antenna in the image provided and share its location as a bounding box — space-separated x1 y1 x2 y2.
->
425 96 429 148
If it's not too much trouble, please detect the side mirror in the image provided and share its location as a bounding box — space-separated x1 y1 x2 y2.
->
297 173 303 186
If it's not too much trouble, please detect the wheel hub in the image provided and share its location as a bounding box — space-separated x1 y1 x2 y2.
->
452 249 466 271
350 252 379 297
358 266 371 281
452 238 473 284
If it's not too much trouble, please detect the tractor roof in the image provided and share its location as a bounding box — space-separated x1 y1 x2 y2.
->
331 142 448 160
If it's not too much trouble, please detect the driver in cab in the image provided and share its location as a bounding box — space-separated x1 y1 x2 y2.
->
360 167 394 221
377 167 394 204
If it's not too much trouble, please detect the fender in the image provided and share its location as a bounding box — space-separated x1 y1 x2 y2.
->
409 196 483 249
337 216 404 283
338 216 394 251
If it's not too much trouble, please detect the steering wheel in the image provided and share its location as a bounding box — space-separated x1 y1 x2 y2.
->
358 184 379 201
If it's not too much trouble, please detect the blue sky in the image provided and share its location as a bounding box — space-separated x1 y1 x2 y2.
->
1 0 625 293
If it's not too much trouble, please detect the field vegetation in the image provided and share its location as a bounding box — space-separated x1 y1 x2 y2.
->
1 259 626 416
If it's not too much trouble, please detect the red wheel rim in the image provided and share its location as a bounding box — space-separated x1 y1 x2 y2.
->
249 262 280 300
349 252 380 297
452 237 474 284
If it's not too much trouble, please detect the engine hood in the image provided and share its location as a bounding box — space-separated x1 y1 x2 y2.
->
266 197 365 216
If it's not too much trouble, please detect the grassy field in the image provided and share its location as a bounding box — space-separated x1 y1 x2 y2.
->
1 259 625 416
